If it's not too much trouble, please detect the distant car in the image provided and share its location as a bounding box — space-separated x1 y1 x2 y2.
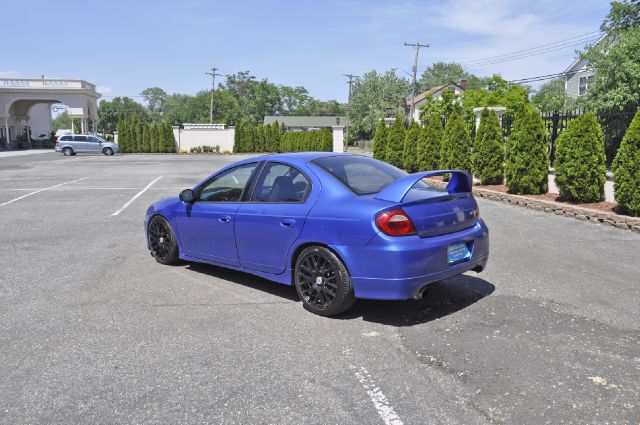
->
145 153 489 316
55 134 120 156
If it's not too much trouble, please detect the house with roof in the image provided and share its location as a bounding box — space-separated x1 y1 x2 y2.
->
408 81 467 122
563 35 606 99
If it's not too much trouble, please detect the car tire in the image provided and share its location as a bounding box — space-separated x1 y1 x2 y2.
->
294 246 356 316
148 216 180 265
62 147 73 156
103 147 114 156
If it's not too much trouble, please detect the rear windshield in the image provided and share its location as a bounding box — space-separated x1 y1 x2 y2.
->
312 155 407 195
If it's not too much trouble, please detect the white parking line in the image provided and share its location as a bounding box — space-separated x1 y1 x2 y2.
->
0 177 89 207
111 176 162 216
352 366 404 425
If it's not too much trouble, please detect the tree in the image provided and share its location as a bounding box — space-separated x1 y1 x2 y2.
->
372 120 387 161
117 120 128 153
403 121 421 172
505 106 549 194
142 122 151 152
149 123 158 153
233 123 243 153
321 128 333 151
417 117 443 171
462 75 529 124
162 122 176 153
441 112 472 173
385 118 406 168
97 97 149 133
554 113 606 202
602 0 640 36
140 87 168 113
531 78 567 113
133 118 143 153
52 111 72 132
419 90 463 124
472 109 505 184
418 62 484 92
350 69 410 140
271 121 281 152
612 110 640 215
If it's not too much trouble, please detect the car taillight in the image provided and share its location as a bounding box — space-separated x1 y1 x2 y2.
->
375 208 416 236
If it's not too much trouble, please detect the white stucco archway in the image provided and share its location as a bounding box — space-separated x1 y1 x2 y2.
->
0 78 101 146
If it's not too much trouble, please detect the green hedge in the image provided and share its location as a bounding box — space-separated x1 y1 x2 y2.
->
440 112 472 173
613 110 640 216
385 117 406 168
505 106 548 194
403 121 420 172
372 119 387 161
472 109 504 185
234 122 332 153
117 120 175 153
417 117 443 171
554 112 606 202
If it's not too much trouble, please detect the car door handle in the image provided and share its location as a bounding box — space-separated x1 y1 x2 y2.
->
218 215 232 223
280 219 296 228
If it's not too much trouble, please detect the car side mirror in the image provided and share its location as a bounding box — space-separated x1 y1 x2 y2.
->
179 189 195 203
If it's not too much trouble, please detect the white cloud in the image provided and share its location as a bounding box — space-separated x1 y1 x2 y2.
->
0 70 22 78
96 85 112 94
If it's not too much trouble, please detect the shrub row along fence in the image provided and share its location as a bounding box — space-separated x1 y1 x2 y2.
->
233 122 333 153
117 120 176 153
373 107 640 216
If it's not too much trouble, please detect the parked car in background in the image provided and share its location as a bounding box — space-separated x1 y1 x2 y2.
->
145 153 489 316
55 134 120 156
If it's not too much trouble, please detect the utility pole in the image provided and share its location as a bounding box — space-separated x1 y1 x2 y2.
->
206 67 222 124
343 74 356 152
404 42 429 123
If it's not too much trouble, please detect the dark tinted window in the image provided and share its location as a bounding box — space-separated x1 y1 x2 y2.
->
251 162 310 202
312 155 406 195
87 136 100 143
73 135 87 142
59 135 72 141
198 162 257 202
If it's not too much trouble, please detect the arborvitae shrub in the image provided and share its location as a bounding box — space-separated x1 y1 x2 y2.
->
321 128 332 151
505 106 549 194
554 112 606 202
403 121 420 172
385 117 405 168
417 117 443 171
271 122 280 152
164 122 176 153
142 123 151 152
149 124 158 153
117 120 127 153
612 110 640 216
441 112 472 172
372 119 387 161
472 109 505 184
233 124 243 153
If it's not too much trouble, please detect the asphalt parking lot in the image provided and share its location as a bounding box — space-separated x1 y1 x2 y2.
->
0 152 638 424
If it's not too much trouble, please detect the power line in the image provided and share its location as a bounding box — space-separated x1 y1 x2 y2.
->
404 41 429 121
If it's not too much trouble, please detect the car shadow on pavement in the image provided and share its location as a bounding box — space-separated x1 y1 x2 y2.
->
185 262 299 301
341 274 496 327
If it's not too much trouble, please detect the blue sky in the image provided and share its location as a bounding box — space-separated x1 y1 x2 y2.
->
2 0 610 103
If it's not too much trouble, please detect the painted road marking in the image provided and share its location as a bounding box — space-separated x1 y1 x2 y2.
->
111 176 162 216
0 177 89 207
352 366 404 425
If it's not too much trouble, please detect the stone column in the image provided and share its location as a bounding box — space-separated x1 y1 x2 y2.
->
331 126 344 153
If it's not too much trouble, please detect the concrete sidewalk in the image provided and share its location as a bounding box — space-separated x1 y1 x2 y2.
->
0 149 54 158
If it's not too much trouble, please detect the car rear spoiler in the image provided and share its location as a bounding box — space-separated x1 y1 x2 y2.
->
375 170 473 203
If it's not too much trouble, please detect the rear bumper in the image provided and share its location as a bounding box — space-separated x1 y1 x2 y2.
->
335 219 489 300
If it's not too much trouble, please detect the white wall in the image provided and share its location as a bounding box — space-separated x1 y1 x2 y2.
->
172 126 235 152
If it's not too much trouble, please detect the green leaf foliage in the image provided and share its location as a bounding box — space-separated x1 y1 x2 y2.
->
472 109 505 184
440 112 472 172
403 121 421 172
612 110 640 215
372 120 387 161
149 124 158 153
505 106 549 194
385 118 406 168
554 113 606 202
417 117 443 171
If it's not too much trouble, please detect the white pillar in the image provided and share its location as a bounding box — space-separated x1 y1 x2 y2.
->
331 126 344 153
81 119 85 134
4 117 9 146
71 118 75 135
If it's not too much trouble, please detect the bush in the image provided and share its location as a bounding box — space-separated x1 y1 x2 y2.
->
440 112 472 172
472 109 505 184
190 145 220 153
612 110 640 216
385 117 405 168
372 119 387 161
554 112 606 202
403 121 420 172
505 106 549 194
417 117 443 171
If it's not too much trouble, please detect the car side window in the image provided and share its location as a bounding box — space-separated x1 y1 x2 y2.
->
251 162 310 203
198 163 257 202
87 136 99 143
73 135 87 142
60 136 71 141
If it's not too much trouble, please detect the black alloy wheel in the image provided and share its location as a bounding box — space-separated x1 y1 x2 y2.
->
294 246 355 316
148 216 179 265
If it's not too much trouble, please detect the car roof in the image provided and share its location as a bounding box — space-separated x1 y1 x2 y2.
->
241 152 362 166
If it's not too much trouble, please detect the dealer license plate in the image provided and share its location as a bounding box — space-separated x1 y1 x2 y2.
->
447 242 471 264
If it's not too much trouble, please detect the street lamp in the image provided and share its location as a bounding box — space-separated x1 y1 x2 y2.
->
385 107 392 118
336 117 341 126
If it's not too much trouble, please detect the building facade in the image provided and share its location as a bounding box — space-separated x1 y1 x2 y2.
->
0 78 101 146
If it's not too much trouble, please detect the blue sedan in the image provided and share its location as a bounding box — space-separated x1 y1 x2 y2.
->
145 153 489 316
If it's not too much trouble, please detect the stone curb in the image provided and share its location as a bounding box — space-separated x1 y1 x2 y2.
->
425 179 640 233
